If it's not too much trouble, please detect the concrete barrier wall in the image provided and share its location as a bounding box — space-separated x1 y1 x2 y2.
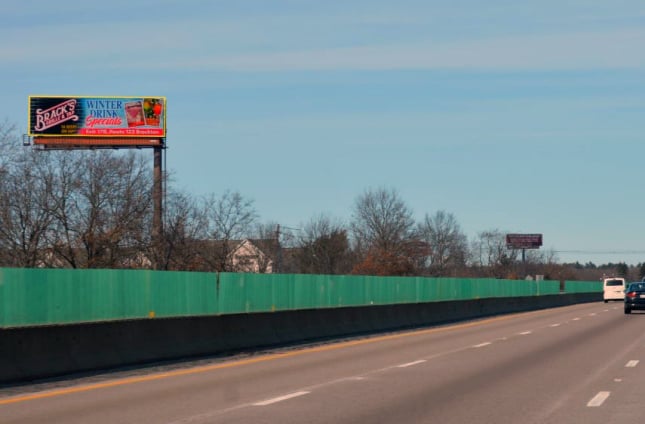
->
0 292 600 384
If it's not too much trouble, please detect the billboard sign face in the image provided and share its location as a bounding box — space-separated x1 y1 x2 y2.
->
506 233 543 249
28 96 166 138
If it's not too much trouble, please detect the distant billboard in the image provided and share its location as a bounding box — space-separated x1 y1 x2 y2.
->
506 233 543 249
28 96 166 138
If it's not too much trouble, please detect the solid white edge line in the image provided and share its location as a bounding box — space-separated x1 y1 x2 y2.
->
626 360 639 368
474 342 491 348
253 391 310 406
587 391 610 407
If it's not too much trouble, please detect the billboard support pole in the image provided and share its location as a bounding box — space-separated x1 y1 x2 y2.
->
153 144 164 269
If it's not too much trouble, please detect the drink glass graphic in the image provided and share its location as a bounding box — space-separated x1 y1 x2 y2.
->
125 101 145 127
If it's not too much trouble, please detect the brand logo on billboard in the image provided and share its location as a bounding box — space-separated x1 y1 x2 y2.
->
34 99 79 131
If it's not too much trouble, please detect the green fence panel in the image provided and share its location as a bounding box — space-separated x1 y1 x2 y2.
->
369 276 417 305
217 272 246 313
147 270 217 317
564 280 602 293
218 272 275 314
0 268 138 326
293 274 324 310
218 273 380 313
335 275 368 306
325 275 343 307
424 277 455 301
0 268 217 327
539 280 562 295
499 279 532 297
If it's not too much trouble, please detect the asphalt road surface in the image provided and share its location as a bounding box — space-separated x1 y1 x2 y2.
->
3 302 645 423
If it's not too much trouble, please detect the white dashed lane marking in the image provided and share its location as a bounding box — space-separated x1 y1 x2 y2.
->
587 391 610 407
397 360 426 368
253 391 310 406
255 309 620 408
626 360 639 368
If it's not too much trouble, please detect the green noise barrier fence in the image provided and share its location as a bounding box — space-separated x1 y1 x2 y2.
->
0 267 602 328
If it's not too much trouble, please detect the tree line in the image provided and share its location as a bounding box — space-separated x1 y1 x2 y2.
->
0 122 635 281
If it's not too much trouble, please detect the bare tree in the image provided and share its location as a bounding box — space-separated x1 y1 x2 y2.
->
0 120 19 172
351 187 415 252
470 229 518 277
199 190 258 271
0 143 55 267
1 143 153 269
43 152 84 267
522 248 561 280
47 150 153 268
417 210 468 276
156 190 206 270
296 214 353 275
350 187 417 276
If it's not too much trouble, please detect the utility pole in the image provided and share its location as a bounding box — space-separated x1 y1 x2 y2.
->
275 224 282 273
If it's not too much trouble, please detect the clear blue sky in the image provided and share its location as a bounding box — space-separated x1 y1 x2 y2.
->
2 0 645 265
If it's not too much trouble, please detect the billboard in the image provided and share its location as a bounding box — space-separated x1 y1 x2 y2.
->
506 234 543 249
28 96 166 138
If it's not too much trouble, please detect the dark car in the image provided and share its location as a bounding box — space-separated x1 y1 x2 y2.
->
624 282 645 314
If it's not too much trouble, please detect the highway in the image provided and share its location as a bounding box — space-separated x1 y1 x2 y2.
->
2 302 645 423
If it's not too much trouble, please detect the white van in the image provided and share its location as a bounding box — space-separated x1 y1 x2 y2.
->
603 277 626 302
